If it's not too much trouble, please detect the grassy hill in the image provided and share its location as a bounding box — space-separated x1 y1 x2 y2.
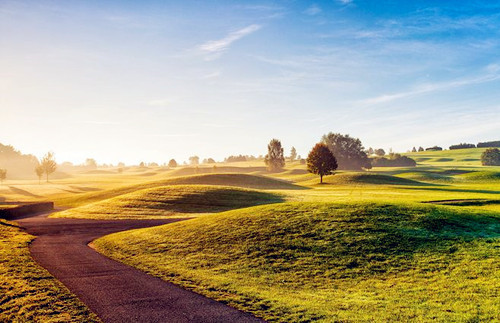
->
94 202 500 322
53 185 284 219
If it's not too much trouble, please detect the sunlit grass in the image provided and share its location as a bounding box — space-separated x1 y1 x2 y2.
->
0 219 99 322
94 202 500 322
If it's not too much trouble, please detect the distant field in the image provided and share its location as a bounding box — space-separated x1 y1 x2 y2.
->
2 148 500 321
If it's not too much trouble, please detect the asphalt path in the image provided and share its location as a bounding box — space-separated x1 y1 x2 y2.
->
17 214 264 323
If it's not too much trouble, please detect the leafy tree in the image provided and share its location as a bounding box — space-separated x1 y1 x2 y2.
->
412 147 417 152
307 143 338 183
418 146 424 152
85 158 97 169
0 168 6 184
35 165 44 184
481 148 500 166
374 148 385 156
425 146 443 151
264 139 285 172
477 140 500 148
206 158 216 164
366 147 374 155
290 146 297 162
189 156 199 165
321 133 371 170
41 152 57 182
139 162 145 167
168 159 177 168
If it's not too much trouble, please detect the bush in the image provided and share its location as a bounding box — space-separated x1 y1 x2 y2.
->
481 148 500 166
425 146 443 151
449 143 476 150
371 155 416 167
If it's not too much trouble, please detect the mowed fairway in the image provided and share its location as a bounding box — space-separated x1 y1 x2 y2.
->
2 148 500 321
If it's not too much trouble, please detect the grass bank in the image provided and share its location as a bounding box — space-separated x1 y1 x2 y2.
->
94 202 500 322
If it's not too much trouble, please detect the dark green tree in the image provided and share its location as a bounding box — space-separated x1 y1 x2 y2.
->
481 148 500 166
307 143 338 183
264 139 285 172
321 133 371 170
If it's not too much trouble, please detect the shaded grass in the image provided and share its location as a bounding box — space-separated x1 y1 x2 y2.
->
55 173 303 208
0 220 99 322
94 202 500 322
52 185 284 219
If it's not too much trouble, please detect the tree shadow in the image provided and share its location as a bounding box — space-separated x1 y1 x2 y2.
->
399 186 500 195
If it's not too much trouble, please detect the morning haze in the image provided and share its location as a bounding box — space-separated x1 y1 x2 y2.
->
1 1 499 322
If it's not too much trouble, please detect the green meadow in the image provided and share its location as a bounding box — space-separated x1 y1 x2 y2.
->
2 148 500 321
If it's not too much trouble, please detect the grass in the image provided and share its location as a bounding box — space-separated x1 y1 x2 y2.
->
94 202 500 322
0 219 99 322
52 185 284 219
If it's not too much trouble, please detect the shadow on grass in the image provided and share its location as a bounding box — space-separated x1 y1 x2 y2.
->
399 186 500 195
423 199 500 206
8 186 42 198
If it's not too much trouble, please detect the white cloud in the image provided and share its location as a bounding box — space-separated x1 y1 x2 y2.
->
304 5 322 16
359 71 500 105
199 24 261 55
339 0 353 4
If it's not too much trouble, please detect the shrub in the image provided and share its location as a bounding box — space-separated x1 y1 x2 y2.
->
481 148 500 166
449 143 476 150
425 146 443 151
477 141 500 148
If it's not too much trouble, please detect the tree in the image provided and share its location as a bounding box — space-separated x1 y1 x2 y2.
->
85 158 97 169
168 159 177 168
374 148 385 156
189 156 199 165
0 168 6 185
418 146 424 152
367 147 374 155
264 139 285 172
412 147 417 152
481 148 500 166
307 143 338 183
290 146 297 162
205 158 216 164
321 133 371 170
35 165 44 184
41 152 57 182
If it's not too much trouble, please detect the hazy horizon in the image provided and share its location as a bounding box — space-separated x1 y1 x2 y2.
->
2 0 500 165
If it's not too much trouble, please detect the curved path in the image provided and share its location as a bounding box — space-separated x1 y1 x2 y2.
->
17 214 264 323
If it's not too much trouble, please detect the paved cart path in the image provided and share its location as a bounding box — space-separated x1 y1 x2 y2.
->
17 214 264 323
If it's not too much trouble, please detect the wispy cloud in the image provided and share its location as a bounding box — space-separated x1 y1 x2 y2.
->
199 24 261 58
339 0 353 5
359 70 500 105
304 5 322 16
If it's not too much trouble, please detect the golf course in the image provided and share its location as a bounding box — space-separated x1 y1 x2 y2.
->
1 147 499 322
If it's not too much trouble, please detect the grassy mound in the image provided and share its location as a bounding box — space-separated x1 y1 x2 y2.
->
56 173 302 208
0 220 98 322
323 173 429 186
53 185 284 219
94 202 500 322
459 171 500 181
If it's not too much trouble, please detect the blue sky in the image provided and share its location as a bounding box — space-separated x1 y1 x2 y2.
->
2 0 500 164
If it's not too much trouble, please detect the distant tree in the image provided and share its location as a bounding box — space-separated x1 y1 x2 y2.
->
189 156 199 165
149 162 159 167
426 146 443 151
367 147 374 155
35 165 44 184
477 140 500 148
374 148 385 156
225 155 247 162
85 158 97 169
168 159 177 168
264 139 285 172
412 147 417 152
449 143 476 150
139 162 145 167
297 155 301 160
418 146 424 152
300 158 306 165
481 148 500 166
290 146 297 162
41 152 57 182
307 143 338 183
0 168 6 184
371 155 417 167
117 162 125 167
206 158 216 164
321 133 371 170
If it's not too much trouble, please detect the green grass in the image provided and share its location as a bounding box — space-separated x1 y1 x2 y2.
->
0 219 99 322
94 202 500 322
52 185 285 219
54 173 300 208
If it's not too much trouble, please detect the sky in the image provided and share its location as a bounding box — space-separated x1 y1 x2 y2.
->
1 0 500 165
